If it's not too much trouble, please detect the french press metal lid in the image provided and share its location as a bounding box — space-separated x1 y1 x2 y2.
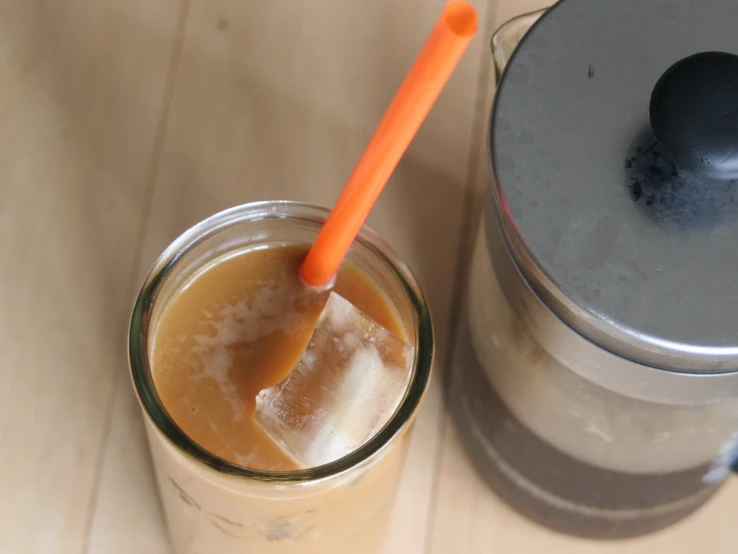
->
491 0 738 380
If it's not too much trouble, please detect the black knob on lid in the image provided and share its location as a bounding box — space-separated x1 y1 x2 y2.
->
649 51 738 180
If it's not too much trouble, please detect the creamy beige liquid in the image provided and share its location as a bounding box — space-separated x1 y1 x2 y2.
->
152 244 403 471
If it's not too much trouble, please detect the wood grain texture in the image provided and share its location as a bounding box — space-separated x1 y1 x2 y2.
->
0 1 181 553
86 384 172 554
4 0 737 552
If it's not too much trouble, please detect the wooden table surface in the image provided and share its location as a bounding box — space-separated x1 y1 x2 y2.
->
1 0 736 552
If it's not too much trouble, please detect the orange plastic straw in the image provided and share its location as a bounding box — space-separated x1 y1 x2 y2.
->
300 1 478 287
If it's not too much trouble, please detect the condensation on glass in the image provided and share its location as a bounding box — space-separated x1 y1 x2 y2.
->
129 202 433 554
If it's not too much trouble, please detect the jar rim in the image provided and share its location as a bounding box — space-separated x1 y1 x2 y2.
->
128 201 434 484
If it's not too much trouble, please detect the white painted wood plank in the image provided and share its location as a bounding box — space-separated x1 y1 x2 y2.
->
0 1 182 553
87 384 172 554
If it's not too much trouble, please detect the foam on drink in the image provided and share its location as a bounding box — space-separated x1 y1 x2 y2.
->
151 244 408 471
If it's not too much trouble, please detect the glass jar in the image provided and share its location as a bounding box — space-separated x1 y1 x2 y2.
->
129 201 433 554
450 4 738 539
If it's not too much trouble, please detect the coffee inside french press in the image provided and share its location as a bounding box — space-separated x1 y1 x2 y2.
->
451 0 738 540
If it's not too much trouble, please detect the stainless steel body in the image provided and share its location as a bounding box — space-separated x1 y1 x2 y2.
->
450 3 738 539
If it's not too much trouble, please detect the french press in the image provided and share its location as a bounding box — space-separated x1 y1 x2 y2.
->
450 0 738 539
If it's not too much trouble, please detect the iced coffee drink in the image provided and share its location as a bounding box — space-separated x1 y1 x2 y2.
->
129 202 433 554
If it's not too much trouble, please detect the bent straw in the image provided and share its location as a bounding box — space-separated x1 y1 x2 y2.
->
300 1 478 287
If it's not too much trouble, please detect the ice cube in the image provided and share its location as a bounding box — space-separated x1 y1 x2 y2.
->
254 292 414 468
